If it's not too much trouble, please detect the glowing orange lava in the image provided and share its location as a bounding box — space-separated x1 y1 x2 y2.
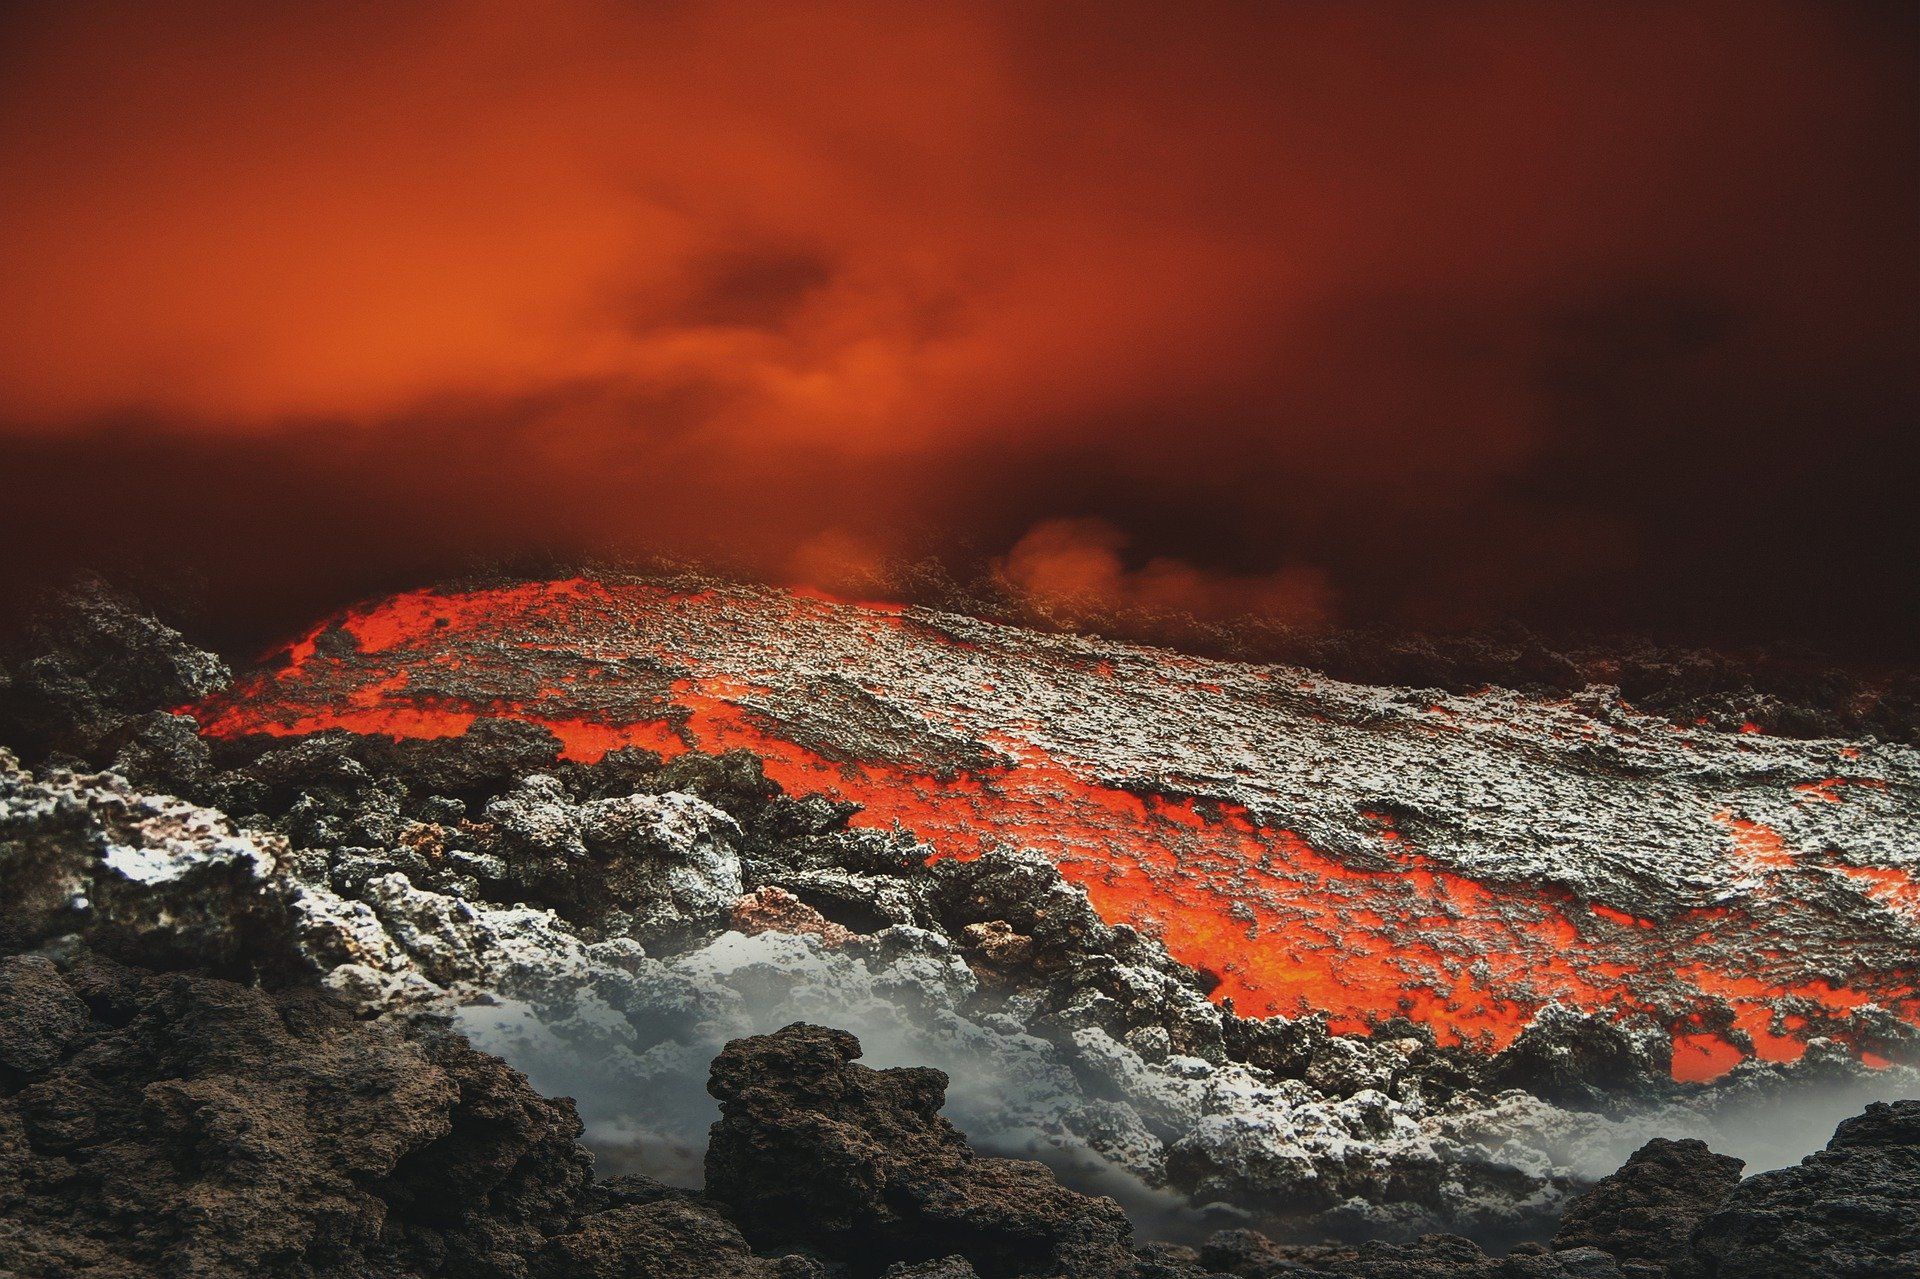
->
189 579 1920 1082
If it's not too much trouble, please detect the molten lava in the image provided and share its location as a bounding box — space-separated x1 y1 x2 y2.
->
190 578 1920 1081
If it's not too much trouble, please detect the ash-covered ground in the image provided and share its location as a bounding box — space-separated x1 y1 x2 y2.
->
1 580 1916 1278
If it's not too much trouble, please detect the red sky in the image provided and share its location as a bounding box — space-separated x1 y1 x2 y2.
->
1 1 1915 655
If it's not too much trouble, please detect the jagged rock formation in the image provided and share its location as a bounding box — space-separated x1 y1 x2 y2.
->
3 729 1911 1247
1673 1100 1920 1278
1549 1139 1743 1268
0 949 724 1279
6 961 1901 1279
706 1022 1136 1275
0 580 229 760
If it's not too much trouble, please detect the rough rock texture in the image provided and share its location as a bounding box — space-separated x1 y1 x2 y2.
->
706 1022 1135 1276
0 957 1669 1279
2 733 1912 1246
1673 1100 1920 1279
732 885 858 947
1550 1139 1743 1268
0 944 1912 1278
0 750 293 966
3 581 1916 1276
0 951 556 1277
0 580 230 759
186 578 1920 1081
0 948 862 1279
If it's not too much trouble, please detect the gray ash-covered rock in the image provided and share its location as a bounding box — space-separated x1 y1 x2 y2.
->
482 772 746 943
0 749 295 969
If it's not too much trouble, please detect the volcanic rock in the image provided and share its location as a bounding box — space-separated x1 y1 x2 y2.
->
5 731 1913 1246
4 582 1918 1257
533 1193 812 1278
705 1022 1135 1276
185 577 1920 1085
1486 1006 1671 1108
0 950 574 1277
0 749 293 968
0 947 869 1279
731 885 858 947
0 580 230 760
485 773 745 941
883 1260 981 1279
1672 1099 1920 1278
1550 1138 1742 1267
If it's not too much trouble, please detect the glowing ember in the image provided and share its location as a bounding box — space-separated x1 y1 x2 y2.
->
190 578 1920 1081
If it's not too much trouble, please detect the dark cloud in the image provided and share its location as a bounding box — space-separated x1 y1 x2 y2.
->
0 1 1913 658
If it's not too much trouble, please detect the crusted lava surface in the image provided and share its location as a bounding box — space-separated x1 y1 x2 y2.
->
3 578 1917 1274
189 576 1920 1082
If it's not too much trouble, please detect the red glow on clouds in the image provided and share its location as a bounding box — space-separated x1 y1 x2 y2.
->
1 2 1915 654
996 518 1333 630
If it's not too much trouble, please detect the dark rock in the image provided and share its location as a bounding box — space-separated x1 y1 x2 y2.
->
1672 1100 1920 1279
1551 1138 1742 1266
0 581 230 762
1486 1005 1669 1107
109 710 217 795
655 748 781 817
0 948 863 1279
536 1197 819 1278
883 1259 981 1278
0 951 546 1276
705 1022 1135 1277
1197 1226 1324 1274
0 955 88 1078
1223 1232 1498 1278
363 718 568 801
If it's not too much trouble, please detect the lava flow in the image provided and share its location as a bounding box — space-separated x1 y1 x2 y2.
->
190 577 1920 1081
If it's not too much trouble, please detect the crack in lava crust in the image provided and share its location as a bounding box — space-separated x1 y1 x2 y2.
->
189 577 1920 1081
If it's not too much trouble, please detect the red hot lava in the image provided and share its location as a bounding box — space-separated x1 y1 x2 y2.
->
190 578 1920 1081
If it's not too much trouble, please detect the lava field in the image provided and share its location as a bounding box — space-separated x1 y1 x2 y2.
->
192 576 1920 1081
4 577 1918 1275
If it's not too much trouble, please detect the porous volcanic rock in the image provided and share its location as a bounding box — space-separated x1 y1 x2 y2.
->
706 1021 1135 1276
0 941 1648 1279
0 749 294 967
0 580 229 760
0 948 857 1279
1672 1099 1920 1279
1550 1138 1743 1268
731 885 858 947
0 950 565 1278
186 578 1920 1074
4 727 1914 1246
